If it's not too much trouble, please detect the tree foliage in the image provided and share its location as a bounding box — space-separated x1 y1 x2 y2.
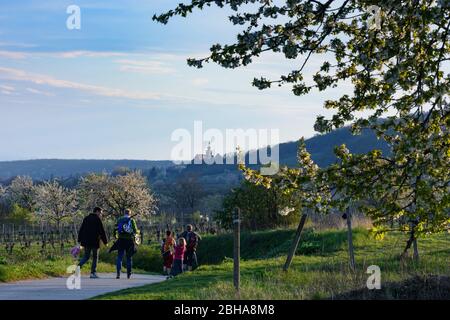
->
34 180 79 228
78 171 157 219
7 176 35 211
216 179 300 230
154 0 450 243
6 204 34 225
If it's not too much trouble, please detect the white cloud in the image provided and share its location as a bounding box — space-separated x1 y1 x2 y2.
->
0 50 128 60
54 51 126 58
0 84 15 91
26 87 55 97
192 77 209 86
0 50 28 59
116 59 176 75
0 84 15 95
0 67 161 100
0 42 36 48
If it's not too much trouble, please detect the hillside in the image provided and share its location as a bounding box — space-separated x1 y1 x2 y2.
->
0 127 390 182
279 127 390 166
181 127 390 180
0 159 173 181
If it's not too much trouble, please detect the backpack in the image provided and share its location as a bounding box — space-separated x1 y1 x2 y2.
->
118 217 133 234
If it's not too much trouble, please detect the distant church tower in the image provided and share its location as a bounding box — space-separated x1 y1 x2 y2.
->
204 141 213 161
193 141 215 164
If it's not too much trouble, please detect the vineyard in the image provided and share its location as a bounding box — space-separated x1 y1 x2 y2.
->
0 221 220 256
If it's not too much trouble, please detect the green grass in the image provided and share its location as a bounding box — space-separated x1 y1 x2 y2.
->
96 228 450 300
197 228 348 265
0 245 116 282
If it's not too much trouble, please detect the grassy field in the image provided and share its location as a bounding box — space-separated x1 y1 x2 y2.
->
96 228 450 300
0 245 116 282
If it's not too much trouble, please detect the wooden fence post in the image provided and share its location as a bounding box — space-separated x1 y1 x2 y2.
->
413 238 419 262
283 212 308 271
233 208 241 298
346 207 356 271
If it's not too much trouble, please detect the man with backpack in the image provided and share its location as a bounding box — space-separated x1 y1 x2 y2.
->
77 207 108 279
109 209 140 279
180 224 201 271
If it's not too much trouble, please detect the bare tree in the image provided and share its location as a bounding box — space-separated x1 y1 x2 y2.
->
199 194 224 220
172 174 203 225
79 171 156 219
34 180 79 229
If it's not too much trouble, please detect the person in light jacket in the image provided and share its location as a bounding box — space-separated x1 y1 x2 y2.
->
109 209 140 279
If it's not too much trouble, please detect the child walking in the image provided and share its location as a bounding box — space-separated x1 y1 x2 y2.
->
161 230 175 275
169 237 186 278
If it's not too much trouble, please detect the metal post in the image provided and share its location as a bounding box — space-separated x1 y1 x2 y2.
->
233 208 241 297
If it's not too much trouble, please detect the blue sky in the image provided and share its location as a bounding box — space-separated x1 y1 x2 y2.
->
0 0 351 161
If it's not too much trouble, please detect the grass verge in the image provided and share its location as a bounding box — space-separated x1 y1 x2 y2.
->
96 228 450 300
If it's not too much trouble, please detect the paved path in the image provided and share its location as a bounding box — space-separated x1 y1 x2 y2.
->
0 273 166 300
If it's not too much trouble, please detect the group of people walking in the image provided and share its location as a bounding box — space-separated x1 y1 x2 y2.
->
161 224 201 278
76 207 201 280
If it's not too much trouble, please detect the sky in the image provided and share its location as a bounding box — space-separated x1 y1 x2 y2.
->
0 0 352 161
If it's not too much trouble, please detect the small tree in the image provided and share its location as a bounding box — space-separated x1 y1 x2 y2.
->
7 176 35 211
78 173 109 213
154 0 450 256
34 180 79 229
327 144 450 259
7 204 34 225
79 171 157 219
216 180 299 230
240 139 331 269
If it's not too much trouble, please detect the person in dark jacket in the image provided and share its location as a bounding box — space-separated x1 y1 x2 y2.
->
180 224 201 271
78 207 108 279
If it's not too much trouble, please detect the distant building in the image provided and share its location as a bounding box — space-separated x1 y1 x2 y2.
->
193 142 223 164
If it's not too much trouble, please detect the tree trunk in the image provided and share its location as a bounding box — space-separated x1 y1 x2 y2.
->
346 207 356 271
283 212 308 271
401 227 416 260
181 211 184 227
